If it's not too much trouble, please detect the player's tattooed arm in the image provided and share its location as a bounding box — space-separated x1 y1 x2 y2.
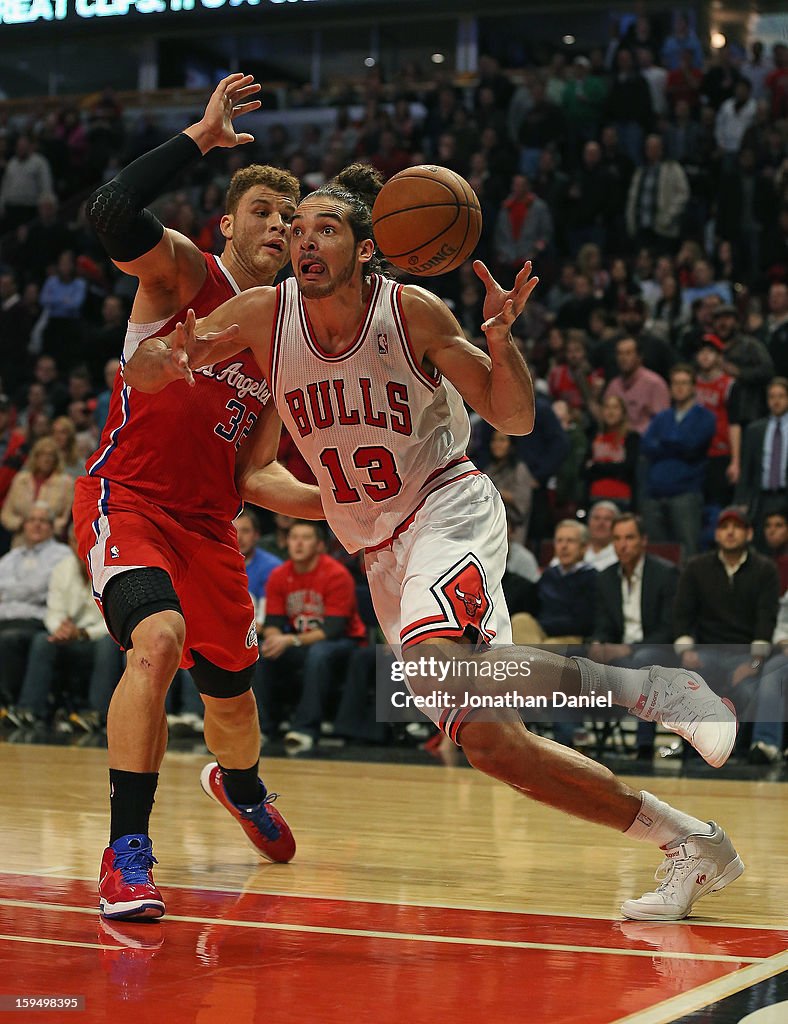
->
235 402 325 519
405 260 538 435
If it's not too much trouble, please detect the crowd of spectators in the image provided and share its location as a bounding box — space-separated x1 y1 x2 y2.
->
0 10 787 761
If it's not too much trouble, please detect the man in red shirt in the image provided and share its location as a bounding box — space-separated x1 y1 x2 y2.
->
694 333 735 505
257 520 365 754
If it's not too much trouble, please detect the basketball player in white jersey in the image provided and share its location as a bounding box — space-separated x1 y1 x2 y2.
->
152 165 743 921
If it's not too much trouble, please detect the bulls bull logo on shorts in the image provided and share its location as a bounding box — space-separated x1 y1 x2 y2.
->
400 554 496 649
443 561 490 624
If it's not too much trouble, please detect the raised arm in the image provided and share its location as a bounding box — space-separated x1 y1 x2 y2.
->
410 260 538 435
123 287 275 393
86 73 262 319
235 401 324 520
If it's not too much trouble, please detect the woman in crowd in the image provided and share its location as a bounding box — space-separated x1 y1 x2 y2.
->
1 436 73 544
585 393 640 510
485 431 536 543
51 416 84 479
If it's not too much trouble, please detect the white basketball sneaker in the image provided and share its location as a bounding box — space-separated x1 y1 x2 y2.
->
630 667 737 767
621 822 744 921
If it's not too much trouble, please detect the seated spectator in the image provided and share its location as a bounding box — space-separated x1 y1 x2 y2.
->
694 334 735 506
94 358 120 436
677 292 723 362
674 506 779 719
681 258 733 314
0 394 26 521
765 282 788 378
488 393 569 542
662 15 704 72
485 431 535 543
735 377 788 539
586 395 639 510
715 303 773 429
547 332 604 417
604 336 670 434
651 275 684 343
0 503 69 713
715 79 757 163
565 141 614 255
587 512 679 759
625 135 689 253
255 520 366 754
39 251 88 367
511 519 596 644
258 512 294 561
641 365 715 557
505 513 539 585
1 436 74 545
555 274 596 332
583 500 621 571
493 174 553 278
763 509 788 593
614 294 676 381
51 416 84 479
8 524 115 730
235 508 282 631
666 59 702 116
747 585 788 764
551 399 588 520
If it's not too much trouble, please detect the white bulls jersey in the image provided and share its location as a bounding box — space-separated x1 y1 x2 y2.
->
270 274 474 552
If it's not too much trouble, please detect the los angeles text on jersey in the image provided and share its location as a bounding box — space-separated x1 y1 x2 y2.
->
284 378 413 438
196 361 271 404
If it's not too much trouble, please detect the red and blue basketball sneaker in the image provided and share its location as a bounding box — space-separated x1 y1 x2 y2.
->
199 762 296 863
98 834 165 920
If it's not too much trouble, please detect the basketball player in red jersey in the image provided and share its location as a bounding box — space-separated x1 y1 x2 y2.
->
162 165 743 921
72 75 322 921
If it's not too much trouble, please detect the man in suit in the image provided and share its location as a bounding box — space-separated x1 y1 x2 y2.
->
735 376 788 546
588 512 679 759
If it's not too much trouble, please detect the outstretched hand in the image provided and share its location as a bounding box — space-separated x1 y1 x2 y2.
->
473 260 539 342
168 309 241 387
197 72 262 149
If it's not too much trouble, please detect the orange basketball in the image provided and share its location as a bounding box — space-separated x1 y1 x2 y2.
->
371 165 482 277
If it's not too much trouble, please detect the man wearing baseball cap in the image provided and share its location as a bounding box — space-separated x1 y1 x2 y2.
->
674 505 779 722
694 334 735 505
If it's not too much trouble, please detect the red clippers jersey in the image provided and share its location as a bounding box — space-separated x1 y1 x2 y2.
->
86 254 270 521
695 373 733 457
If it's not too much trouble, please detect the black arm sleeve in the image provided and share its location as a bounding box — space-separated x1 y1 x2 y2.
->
86 133 202 262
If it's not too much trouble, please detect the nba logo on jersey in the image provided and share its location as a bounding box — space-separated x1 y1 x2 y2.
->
110 545 120 559
377 332 389 354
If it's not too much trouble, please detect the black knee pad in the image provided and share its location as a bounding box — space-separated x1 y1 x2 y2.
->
189 650 256 699
103 568 183 649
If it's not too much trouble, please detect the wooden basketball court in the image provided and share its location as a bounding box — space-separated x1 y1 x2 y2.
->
0 744 786 1023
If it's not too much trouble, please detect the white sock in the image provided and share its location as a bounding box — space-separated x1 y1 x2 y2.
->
624 791 713 849
572 657 648 709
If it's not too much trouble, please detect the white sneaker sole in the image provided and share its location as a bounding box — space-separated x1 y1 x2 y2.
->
620 854 745 921
99 897 165 921
667 695 738 768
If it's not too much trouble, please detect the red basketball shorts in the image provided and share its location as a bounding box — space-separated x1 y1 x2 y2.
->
73 476 257 672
